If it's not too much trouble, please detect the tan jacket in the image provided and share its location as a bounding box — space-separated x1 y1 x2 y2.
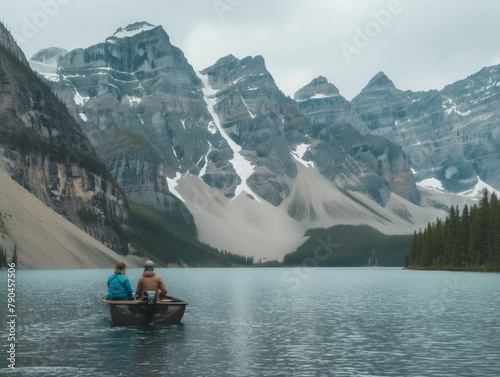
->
135 271 168 300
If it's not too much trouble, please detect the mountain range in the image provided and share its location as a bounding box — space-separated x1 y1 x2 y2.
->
2 21 498 265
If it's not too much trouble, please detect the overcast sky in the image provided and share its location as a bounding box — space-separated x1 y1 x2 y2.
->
2 0 499 99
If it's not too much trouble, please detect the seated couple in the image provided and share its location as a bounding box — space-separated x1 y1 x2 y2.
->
106 260 167 300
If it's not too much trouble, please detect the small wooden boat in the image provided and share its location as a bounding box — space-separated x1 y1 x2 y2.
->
102 292 188 325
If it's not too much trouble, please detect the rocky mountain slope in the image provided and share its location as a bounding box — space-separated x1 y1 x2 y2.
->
294 76 421 207
199 54 302 206
1 23 237 267
351 69 500 193
0 170 142 268
30 22 236 212
31 23 421 208
27 21 496 260
0 23 131 256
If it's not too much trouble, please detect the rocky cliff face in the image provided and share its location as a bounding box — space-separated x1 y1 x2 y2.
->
31 23 425 209
25 20 485 259
199 56 422 207
294 76 421 205
0 23 28 65
438 65 500 191
295 76 370 135
31 22 238 210
200 54 300 205
0 23 128 252
352 69 500 192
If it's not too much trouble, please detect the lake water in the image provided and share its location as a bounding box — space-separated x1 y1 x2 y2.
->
1 267 499 376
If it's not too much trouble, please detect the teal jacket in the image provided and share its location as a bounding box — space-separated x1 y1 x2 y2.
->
106 270 133 299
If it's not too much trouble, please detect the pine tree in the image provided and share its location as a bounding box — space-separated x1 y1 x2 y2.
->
407 231 417 267
485 192 498 267
460 204 470 266
414 229 423 266
0 245 7 267
476 190 490 265
447 206 462 267
468 205 482 266
422 225 432 267
432 218 445 267
489 193 500 269
407 188 500 271
11 244 18 265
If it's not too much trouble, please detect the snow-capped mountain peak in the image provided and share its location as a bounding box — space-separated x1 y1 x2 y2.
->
106 21 157 41
29 20 500 261
294 76 340 101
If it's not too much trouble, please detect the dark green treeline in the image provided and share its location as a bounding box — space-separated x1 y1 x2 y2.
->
406 190 500 271
285 225 412 267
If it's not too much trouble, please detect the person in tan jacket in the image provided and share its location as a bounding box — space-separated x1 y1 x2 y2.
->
135 260 168 300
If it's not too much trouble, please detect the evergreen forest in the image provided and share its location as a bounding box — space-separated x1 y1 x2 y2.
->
284 225 412 267
406 190 500 271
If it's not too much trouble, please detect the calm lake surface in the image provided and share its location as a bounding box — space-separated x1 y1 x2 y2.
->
1 267 499 376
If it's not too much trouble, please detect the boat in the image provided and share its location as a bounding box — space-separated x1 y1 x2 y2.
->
102 291 188 325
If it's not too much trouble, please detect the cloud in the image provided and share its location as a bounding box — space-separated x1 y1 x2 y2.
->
2 0 499 99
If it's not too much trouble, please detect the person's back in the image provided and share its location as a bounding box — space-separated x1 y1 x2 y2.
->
106 261 133 300
135 261 167 300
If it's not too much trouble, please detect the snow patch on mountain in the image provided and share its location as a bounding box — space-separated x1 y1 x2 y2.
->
240 95 256 119
74 89 89 106
40 73 60 82
30 59 60 82
198 141 214 179
417 176 499 199
442 98 471 116
458 177 499 198
197 72 261 202
291 143 314 168
296 93 336 102
166 172 184 203
127 95 141 107
207 121 217 134
108 22 156 40
417 178 445 192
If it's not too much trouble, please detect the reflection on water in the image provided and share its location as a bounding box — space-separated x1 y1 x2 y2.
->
1 268 499 376
102 324 186 374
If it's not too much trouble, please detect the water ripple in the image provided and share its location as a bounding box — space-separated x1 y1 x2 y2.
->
1 268 499 376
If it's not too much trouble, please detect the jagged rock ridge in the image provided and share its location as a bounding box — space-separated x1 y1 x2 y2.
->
31 22 240 211
200 54 300 205
351 68 500 192
27 21 479 259
294 76 421 206
0 22 129 253
32 23 423 210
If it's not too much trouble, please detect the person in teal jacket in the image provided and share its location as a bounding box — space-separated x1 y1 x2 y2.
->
106 261 133 300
